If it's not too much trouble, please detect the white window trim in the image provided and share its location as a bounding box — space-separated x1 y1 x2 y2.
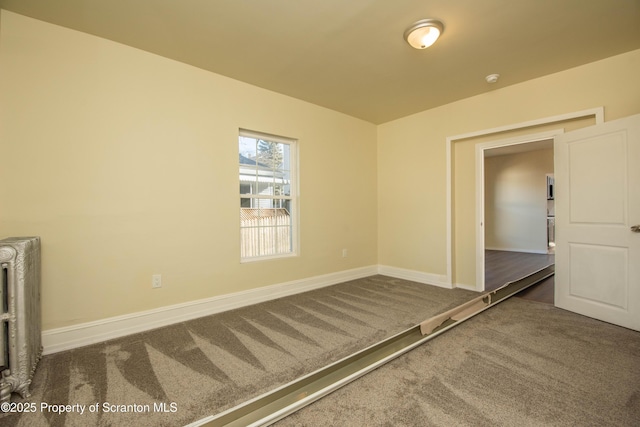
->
239 129 299 262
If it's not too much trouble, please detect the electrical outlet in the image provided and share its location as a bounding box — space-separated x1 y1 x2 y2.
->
342 249 348 258
152 274 162 289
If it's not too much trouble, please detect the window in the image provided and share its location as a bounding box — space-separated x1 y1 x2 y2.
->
239 129 297 261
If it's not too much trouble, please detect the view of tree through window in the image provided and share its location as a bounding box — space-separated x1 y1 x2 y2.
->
239 130 296 260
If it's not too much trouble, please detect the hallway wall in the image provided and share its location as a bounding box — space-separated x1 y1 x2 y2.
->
484 148 554 253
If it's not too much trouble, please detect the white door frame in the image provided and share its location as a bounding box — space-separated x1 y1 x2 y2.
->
474 130 563 291
445 107 604 289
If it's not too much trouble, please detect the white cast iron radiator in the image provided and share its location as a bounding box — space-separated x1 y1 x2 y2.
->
0 237 42 402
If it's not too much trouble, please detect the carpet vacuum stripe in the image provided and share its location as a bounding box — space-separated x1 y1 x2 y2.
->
192 266 555 427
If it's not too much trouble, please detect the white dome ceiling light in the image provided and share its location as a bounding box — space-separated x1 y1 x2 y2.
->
485 73 500 83
404 19 444 49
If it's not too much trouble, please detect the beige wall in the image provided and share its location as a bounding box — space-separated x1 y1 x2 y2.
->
0 11 378 330
378 48 640 287
484 148 553 253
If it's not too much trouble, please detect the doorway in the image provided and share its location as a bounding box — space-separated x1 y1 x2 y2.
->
445 107 604 292
476 132 558 293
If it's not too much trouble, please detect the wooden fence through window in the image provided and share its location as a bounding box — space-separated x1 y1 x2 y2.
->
240 208 291 258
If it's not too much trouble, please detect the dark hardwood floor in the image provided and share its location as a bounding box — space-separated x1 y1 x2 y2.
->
516 275 554 304
485 250 555 304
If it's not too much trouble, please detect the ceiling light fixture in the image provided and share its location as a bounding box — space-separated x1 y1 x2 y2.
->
485 73 500 83
404 19 444 49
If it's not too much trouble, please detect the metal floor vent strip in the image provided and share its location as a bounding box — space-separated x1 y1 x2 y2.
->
188 265 555 427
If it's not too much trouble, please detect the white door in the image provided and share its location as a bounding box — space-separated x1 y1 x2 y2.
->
555 113 640 331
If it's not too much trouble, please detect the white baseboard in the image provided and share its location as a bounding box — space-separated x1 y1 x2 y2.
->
454 282 480 291
377 265 452 289
485 247 550 255
42 265 378 355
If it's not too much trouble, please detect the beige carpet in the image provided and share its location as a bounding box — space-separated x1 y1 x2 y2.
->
277 297 640 426
0 275 478 427
6 274 636 426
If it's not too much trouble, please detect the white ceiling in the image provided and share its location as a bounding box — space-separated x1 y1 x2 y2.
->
1 0 639 124
484 139 553 158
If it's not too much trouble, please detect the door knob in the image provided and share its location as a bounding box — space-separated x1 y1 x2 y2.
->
632 225 640 233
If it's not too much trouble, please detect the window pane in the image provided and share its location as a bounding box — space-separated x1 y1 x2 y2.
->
239 136 257 160
256 140 285 171
281 143 290 171
282 182 291 197
240 228 258 259
273 226 289 253
240 200 292 257
262 226 277 256
273 183 286 196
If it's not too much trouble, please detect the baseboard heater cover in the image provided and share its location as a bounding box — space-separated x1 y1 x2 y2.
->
188 265 554 427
